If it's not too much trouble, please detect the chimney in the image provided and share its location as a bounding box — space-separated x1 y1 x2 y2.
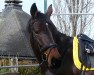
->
5 0 22 10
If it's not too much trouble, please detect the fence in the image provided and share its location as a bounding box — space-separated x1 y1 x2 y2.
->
0 64 39 69
0 56 39 74
0 56 39 68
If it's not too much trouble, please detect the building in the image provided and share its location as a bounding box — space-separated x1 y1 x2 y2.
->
0 0 36 73
0 0 35 58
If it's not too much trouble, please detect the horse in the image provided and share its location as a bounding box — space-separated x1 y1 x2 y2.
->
28 3 94 75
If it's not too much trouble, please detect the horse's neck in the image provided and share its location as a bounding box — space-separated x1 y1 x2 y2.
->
60 36 73 69
62 35 73 55
62 36 73 62
56 33 73 56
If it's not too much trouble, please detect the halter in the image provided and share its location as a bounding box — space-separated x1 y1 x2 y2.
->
40 43 57 67
40 43 57 52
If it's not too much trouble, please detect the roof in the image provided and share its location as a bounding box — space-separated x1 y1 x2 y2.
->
5 0 22 3
0 8 35 58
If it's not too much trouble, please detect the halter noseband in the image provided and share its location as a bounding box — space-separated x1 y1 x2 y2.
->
40 43 57 52
40 43 57 67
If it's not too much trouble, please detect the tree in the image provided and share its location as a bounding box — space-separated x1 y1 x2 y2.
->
52 0 94 37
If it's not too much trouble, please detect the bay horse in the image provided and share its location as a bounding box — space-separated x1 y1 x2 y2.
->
28 3 94 75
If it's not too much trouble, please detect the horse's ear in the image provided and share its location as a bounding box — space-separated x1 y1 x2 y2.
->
46 4 53 17
30 3 38 19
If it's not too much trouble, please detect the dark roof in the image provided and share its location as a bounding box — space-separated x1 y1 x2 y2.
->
0 4 35 58
5 0 22 3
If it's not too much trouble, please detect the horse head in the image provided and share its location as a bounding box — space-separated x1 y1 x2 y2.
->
29 3 61 68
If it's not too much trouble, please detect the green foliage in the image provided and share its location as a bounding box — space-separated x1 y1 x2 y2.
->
0 68 10 73
18 67 41 75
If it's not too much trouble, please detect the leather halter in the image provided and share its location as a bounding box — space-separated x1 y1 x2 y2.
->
40 43 57 52
40 43 57 67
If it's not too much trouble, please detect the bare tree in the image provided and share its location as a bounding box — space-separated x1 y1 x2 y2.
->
52 0 94 36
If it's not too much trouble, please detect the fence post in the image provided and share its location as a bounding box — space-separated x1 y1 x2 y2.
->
44 0 47 13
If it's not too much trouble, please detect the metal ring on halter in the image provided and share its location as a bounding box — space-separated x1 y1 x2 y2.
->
39 43 57 67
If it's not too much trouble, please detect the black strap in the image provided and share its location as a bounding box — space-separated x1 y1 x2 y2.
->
40 43 57 52
39 46 54 68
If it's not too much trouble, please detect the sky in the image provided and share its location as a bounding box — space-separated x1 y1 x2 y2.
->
0 0 52 14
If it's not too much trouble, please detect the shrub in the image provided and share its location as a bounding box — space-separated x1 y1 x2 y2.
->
18 67 41 75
